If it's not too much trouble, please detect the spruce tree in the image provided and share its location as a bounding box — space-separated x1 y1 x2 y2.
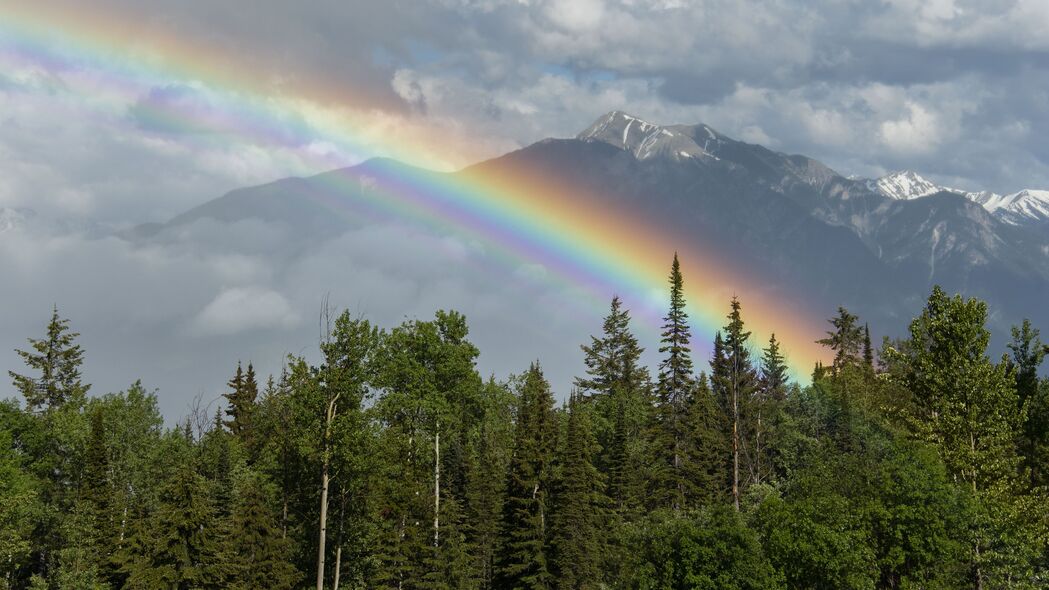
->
10 305 89 412
653 254 694 511
220 470 300 589
117 463 224 588
550 392 607 589
223 362 259 447
714 297 759 510
495 363 557 590
817 307 864 375
862 324 874 372
575 296 651 520
681 374 728 507
760 333 789 401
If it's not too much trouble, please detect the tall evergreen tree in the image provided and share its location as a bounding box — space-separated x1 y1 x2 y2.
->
575 296 651 520
549 392 607 590
817 306 864 376
495 363 557 590
760 333 789 402
10 306 89 413
653 254 694 510
862 324 874 372
223 362 259 448
220 469 300 589
713 297 759 510
681 374 728 507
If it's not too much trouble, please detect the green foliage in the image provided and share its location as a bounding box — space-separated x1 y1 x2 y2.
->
7 277 1049 589
495 364 558 590
549 393 608 589
9 306 89 413
626 507 781 590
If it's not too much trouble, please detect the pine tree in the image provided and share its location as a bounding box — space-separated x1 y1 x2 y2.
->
653 254 694 511
817 307 864 375
223 362 259 448
117 463 224 588
714 297 759 510
681 374 728 507
9 305 90 412
549 392 607 589
220 470 300 589
495 363 557 590
464 379 515 590
575 296 651 520
760 334 789 402
862 324 874 372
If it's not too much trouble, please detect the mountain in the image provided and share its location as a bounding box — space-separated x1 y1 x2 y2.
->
864 170 1049 229
129 111 1049 350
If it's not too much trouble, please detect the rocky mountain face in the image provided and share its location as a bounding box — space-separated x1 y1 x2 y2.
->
130 111 1049 349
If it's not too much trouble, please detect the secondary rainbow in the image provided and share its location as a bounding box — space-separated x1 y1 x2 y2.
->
0 6 830 379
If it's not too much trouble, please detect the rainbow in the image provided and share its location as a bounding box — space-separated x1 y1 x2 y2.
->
0 5 830 380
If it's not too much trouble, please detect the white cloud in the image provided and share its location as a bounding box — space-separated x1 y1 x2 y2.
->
190 286 300 336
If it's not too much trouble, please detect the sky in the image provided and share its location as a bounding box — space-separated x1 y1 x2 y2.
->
2 0 1048 420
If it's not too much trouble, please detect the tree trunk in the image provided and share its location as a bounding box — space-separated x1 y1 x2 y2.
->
732 355 740 511
434 426 441 547
333 546 342 590
316 395 340 590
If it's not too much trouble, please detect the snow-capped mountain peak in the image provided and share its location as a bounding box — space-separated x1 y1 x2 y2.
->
866 170 943 201
862 171 1049 228
577 111 714 161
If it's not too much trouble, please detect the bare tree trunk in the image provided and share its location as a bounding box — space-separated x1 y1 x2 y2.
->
434 426 441 547
333 492 346 590
732 354 740 511
316 394 340 590
333 547 342 590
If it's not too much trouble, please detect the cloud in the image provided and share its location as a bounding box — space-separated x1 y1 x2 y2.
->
5 0 1049 421
190 286 300 336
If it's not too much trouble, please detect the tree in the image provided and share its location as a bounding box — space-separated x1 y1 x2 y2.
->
117 462 224 588
653 254 695 510
627 507 780 590
862 324 874 372
315 311 380 590
549 392 607 589
896 286 1026 587
575 296 652 520
9 305 90 413
713 297 759 510
816 307 864 377
0 424 41 588
495 363 557 590
223 362 259 450
221 469 300 589
1007 320 1049 487
760 334 789 402
681 374 728 507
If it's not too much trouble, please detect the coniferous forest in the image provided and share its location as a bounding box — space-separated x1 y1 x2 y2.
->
3 254 1049 590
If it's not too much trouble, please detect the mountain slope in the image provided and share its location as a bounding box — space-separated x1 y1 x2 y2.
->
129 111 1049 347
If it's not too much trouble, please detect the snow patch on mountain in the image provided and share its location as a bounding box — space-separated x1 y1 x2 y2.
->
865 171 942 201
863 171 1049 227
578 111 715 162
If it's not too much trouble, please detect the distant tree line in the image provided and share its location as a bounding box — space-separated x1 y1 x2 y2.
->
2 253 1049 589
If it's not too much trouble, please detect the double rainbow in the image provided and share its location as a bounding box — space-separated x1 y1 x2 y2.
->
0 5 829 379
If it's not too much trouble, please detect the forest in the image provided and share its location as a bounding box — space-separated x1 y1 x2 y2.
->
2 253 1048 590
